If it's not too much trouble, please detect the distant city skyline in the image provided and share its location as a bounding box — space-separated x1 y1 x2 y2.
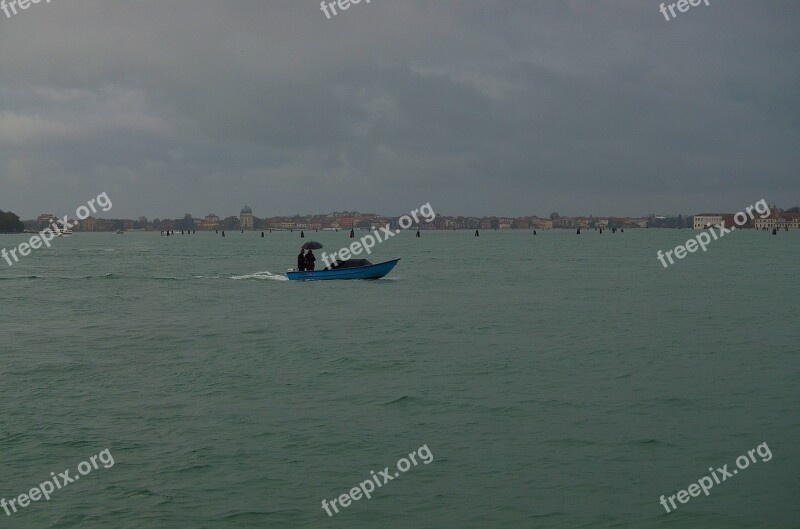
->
7 196 800 222
15 202 800 233
14 198 799 224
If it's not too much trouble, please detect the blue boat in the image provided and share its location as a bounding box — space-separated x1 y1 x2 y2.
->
287 258 400 281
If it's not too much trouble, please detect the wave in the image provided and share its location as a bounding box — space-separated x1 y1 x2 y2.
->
382 395 411 405
1 272 288 282
151 275 224 281
229 271 288 281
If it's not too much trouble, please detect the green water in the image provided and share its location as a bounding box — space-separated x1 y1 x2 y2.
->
1 229 798 528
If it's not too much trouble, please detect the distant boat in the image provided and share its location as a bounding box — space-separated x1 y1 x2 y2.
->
52 220 73 236
116 229 124 234
287 259 400 281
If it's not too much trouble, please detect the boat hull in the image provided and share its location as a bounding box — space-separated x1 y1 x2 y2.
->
287 259 400 281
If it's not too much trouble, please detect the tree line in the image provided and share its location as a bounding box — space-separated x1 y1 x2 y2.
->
0 210 24 233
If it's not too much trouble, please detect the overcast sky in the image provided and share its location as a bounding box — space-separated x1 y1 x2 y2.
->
1 0 798 219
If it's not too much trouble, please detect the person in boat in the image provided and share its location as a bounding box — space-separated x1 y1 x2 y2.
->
297 248 306 271
305 249 316 271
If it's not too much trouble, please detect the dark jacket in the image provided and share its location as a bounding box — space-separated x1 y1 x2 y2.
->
297 252 306 271
305 252 316 268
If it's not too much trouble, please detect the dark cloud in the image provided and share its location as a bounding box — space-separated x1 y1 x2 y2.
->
1 0 798 218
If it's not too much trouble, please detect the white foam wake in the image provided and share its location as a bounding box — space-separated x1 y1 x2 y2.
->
229 271 289 281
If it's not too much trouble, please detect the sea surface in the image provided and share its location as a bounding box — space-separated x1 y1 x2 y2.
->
0 229 798 528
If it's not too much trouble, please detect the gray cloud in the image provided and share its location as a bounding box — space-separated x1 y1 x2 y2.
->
1 0 798 218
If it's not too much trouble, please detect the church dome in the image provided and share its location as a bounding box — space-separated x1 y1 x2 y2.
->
241 205 253 215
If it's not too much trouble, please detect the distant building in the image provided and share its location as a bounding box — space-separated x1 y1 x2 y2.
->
693 214 724 229
223 216 240 230
240 205 254 230
432 216 448 230
753 215 775 230
36 213 56 223
199 214 220 231
720 213 748 229
575 217 590 229
754 209 800 230
784 213 800 229
94 219 113 231
31 213 57 230
81 217 97 231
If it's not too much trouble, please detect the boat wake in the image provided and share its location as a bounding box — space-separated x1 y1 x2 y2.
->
229 271 288 282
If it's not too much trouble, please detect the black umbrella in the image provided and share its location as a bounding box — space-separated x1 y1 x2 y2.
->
301 241 323 250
